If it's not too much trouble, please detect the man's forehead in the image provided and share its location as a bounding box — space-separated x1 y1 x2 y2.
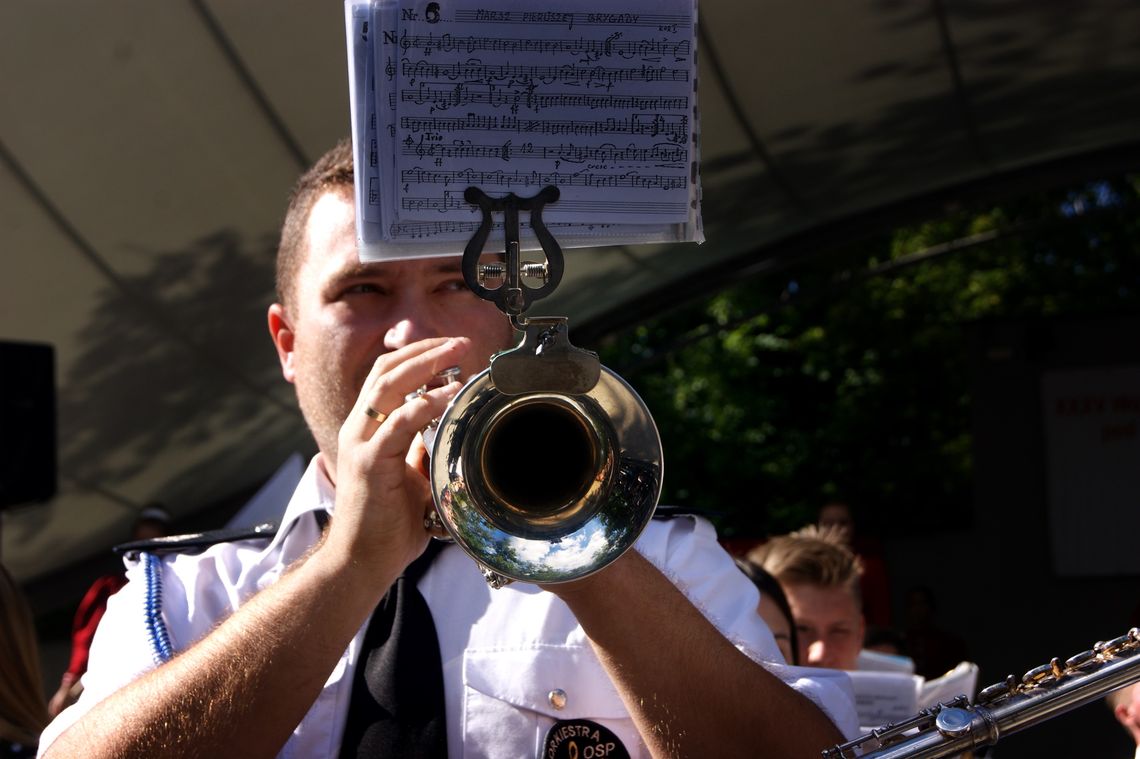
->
339 256 464 277
304 191 489 278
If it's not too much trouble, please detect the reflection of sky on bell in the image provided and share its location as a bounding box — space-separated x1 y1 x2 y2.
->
508 522 609 569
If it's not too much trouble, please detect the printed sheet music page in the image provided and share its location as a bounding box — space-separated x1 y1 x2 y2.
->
346 0 700 260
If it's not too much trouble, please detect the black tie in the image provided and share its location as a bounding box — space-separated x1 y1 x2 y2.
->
339 539 448 758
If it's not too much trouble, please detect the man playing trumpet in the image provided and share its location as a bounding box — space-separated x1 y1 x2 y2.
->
38 140 856 758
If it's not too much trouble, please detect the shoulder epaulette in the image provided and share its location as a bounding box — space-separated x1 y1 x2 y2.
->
113 522 278 556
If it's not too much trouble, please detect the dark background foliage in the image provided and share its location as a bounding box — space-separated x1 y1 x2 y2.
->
599 173 1140 539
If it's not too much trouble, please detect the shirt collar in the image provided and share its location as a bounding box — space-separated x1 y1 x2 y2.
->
265 454 335 551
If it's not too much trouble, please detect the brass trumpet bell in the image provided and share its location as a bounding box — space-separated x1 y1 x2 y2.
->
429 317 662 588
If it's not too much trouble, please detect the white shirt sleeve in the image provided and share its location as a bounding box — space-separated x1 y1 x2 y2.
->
633 515 861 739
37 555 162 756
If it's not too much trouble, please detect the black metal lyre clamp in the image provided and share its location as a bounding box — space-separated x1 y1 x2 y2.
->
461 185 563 327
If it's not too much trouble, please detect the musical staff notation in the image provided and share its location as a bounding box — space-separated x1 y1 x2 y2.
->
400 59 689 89
346 0 700 257
387 218 621 240
400 167 687 191
399 113 688 143
399 32 691 61
400 139 686 165
400 195 688 215
399 84 688 115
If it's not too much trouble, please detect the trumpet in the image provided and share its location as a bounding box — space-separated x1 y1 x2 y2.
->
424 185 662 588
824 628 1140 758
427 316 663 589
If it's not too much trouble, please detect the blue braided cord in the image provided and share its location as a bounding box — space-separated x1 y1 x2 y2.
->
142 552 174 665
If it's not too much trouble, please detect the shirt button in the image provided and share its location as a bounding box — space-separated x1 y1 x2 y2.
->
548 688 568 710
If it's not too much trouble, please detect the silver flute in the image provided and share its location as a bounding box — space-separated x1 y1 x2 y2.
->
823 627 1140 758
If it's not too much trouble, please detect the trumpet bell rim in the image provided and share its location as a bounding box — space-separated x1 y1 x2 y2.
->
430 365 662 585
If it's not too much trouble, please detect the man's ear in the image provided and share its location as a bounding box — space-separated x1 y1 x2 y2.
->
267 303 297 383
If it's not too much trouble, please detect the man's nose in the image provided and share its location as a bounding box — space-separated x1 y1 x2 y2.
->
384 316 438 349
806 640 829 667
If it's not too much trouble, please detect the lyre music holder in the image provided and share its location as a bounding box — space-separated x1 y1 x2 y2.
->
460 184 602 397
461 185 563 324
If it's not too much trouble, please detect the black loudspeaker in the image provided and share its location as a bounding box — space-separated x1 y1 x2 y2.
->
0 341 57 509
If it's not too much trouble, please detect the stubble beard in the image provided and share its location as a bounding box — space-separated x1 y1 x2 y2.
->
295 367 356 470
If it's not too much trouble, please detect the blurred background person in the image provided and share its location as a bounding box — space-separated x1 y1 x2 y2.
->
817 501 892 632
1 562 49 758
47 505 171 716
735 558 798 664
748 525 865 671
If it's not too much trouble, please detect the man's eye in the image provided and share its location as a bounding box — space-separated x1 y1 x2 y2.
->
344 283 384 295
437 278 468 293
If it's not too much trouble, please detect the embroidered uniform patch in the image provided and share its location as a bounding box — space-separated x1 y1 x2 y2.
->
542 719 630 759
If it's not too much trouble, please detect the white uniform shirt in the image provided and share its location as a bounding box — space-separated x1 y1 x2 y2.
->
40 457 858 757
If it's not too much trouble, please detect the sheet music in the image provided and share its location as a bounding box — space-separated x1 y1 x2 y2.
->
847 661 979 732
345 0 701 259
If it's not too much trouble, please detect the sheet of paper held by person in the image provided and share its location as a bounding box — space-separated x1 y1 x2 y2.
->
847 662 980 732
345 0 701 260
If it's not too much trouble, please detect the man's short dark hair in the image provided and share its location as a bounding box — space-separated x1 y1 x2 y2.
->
275 139 355 314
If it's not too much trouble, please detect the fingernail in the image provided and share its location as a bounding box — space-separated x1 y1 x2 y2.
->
437 365 462 383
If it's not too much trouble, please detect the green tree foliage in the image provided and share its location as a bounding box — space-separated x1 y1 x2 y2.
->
599 175 1140 539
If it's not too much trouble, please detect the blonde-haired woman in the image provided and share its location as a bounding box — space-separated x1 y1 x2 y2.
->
0 562 48 758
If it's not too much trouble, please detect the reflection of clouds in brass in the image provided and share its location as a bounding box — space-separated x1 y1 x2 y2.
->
508 522 608 570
